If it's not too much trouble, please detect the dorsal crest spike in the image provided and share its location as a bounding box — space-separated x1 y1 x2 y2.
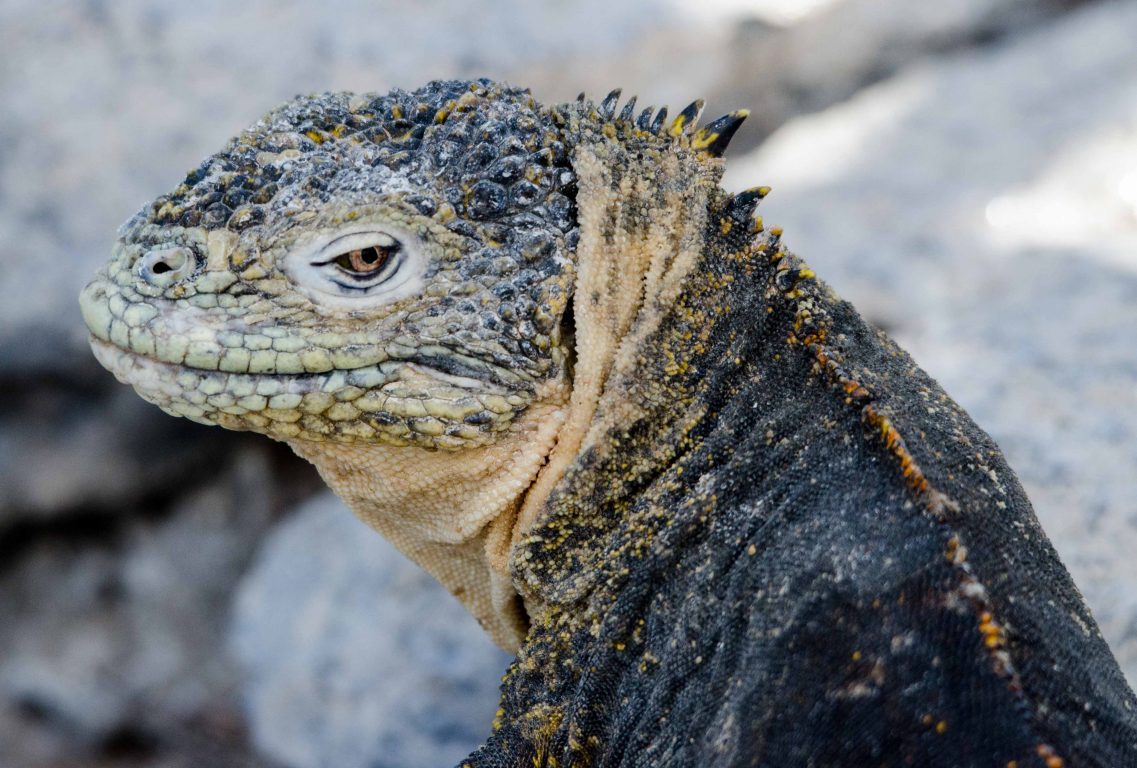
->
598 89 622 120
635 106 655 130
669 99 705 137
693 109 750 157
649 106 669 135
733 184 771 214
617 95 638 123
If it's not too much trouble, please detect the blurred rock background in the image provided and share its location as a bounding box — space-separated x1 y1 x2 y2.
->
0 0 1134 765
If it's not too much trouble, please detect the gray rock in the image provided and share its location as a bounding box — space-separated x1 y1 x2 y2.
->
723 0 1137 684
232 492 511 768
0 377 234 525
0 446 284 766
709 0 1096 153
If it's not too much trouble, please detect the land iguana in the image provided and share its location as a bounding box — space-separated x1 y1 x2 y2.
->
79 79 1137 766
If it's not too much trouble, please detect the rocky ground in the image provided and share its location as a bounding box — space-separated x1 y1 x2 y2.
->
0 1 1133 766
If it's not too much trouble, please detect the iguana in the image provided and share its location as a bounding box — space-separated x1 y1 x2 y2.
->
80 79 1137 766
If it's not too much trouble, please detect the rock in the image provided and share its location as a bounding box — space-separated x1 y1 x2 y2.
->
231 492 512 768
708 0 1096 153
0 446 288 766
0 376 235 526
723 0 1137 684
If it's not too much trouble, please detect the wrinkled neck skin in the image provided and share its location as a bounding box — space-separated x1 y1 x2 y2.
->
289 136 720 652
287 395 569 649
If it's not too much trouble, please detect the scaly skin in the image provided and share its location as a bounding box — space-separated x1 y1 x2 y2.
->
81 79 1137 766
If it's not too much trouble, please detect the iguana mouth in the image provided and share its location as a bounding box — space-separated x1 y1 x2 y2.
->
88 333 529 448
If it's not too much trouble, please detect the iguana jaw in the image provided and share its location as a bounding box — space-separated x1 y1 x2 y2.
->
86 335 529 444
78 202 555 450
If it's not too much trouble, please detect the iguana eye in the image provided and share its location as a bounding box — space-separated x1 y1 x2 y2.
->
312 232 402 290
285 227 430 307
333 245 393 276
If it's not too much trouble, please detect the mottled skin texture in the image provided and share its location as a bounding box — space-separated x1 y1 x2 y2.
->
81 80 1137 766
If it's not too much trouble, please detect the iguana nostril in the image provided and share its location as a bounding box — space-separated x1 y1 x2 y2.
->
137 247 192 286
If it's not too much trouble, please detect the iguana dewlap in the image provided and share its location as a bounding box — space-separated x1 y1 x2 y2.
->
80 79 1137 766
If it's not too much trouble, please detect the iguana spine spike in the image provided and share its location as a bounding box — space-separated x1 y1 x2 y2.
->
635 107 655 130
670 99 705 137
732 184 771 214
599 89 622 120
693 109 750 157
617 95 638 123
649 106 669 135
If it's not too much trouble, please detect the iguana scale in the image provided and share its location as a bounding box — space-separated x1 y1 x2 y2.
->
80 79 1137 766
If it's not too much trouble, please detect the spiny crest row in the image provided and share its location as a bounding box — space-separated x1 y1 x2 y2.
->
581 88 775 231
579 88 750 159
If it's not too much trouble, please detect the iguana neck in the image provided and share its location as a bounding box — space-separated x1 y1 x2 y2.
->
287 391 569 651
513 135 726 615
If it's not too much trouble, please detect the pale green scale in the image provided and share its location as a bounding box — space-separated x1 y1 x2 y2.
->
300 393 336 414
123 303 159 326
275 352 303 372
129 328 156 358
156 336 190 363
271 336 307 353
268 393 303 410
300 349 334 372
237 394 268 411
263 408 303 423
254 377 283 396
249 350 277 373
410 418 445 436
220 348 252 373
326 402 359 421
217 331 245 348
332 386 364 402
347 368 387 388
109 319 130 348
198 376 228 396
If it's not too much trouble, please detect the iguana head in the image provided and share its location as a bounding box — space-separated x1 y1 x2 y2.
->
80 78 751 648
81 79 581 448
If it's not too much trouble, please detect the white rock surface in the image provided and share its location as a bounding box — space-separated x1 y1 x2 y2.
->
724 0 1137 684
231 492 512 768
